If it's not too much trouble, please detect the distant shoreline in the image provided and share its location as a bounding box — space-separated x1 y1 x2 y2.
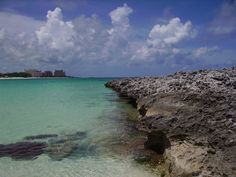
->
0 76 122 80
0 77 71 80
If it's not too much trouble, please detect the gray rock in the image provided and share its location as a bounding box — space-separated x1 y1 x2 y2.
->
105 66 236 177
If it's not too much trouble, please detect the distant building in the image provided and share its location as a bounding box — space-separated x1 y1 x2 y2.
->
54 70 66 77
42 71 53 77
24 69 42 77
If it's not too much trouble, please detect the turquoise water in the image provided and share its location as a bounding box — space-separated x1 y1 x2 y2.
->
0 78 157 177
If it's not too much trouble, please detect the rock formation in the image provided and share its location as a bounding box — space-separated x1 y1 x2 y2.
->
105 66 236 177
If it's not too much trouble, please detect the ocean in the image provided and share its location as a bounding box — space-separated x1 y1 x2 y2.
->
0 78 157 177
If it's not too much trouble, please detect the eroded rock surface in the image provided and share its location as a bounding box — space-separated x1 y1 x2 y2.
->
105 66 236 177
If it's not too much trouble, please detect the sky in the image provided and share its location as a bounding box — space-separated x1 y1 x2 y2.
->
0 0 235 77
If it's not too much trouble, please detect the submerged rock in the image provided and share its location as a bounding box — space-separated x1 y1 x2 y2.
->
43 131 87 160
0 130 87 161
65 131 87 141
0 142 47 160
24 134 58 140
46 141 79 161
132 148 155 164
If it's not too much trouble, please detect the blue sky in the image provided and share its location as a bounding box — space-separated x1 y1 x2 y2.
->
0 0 235 77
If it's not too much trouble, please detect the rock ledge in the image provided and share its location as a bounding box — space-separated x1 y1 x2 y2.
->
105 66 236 177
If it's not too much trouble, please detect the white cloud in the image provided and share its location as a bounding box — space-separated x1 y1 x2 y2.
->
36 7 75 50
132 17 195 61
103 4 134 60
72 15 108 61
148 18 193 46
109 3 133 28
192 46 218 58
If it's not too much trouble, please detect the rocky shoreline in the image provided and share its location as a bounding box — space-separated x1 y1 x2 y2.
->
105 66 236 177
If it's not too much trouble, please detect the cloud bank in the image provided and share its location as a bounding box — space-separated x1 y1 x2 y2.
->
0 3 232 75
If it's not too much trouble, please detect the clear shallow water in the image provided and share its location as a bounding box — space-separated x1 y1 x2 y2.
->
0 78 157 177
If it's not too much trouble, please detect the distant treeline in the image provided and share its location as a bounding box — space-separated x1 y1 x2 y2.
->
0 72 32 78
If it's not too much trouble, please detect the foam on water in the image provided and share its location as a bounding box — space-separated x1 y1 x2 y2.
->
0 78 158 177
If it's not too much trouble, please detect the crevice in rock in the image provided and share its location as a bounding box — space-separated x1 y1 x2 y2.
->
127 97 137 108
138 105 147 116
118 94 137 108
144 131 171 154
